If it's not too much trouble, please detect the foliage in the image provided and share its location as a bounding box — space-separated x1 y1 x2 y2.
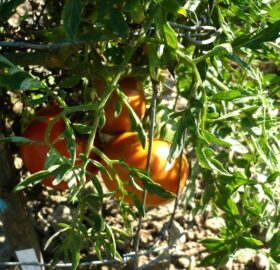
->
0 0 280 269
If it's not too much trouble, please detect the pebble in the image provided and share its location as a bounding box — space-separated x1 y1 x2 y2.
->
186 230 195 240
169 220 186 244
236 249 256 264
204 217 225 233
178 256 191 268
222 258 233 270
254 253 269 269
50 204 73 235
14 156 23 169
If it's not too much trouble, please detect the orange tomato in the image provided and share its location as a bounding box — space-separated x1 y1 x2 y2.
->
100 132 189 206
20 105 65 175
94 77 146 134
20 106 98 190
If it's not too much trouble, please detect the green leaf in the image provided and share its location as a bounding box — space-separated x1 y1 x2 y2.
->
216 193 243 226
15 170 51 191
269 231 280 250
237 236 263 249
44 147 64 170
58 75 81 88
124 97 147 149
221 172 254 194
203 131 232 147
196 141 231 176
64 119 76 166
72 123 91 135
89 174 104 202
124 0 145 24
227 54 255 78
128 192 145 217
128 166 175 200
162 0 187 16
267 172 279 183
44 227 69 251
199 249 230 267
50 165 72 187
233 20 280 49
105 224 117 258
210 90 242 101
90 208 104 231
163 22 178 49
201 183 215 206
63 0 82 42
201 238 226 250
20 78 46 91
0 136 35 144
72 233 81 270
0 55 16 68
210 43 233 57
154 6 165 38
109 9 129 38
168 109 192 164
148 41 162 79
0 72 29 89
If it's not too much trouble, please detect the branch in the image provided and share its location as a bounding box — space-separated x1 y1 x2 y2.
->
0 40 84 50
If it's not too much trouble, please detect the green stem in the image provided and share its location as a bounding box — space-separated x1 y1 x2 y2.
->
133 78 158 270
176 50 202 87
201 87 208 132
206 72 230 92
85 35 146 160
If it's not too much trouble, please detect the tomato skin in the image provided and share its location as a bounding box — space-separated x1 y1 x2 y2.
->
101 132 189 206
20 106 98 190
94 77 146 134
20 106 65 174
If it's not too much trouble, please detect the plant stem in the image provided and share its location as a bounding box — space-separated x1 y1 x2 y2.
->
176 50 202 87
206 72 230 92
167 138 185 231
133 79 158 270
85 34 146 158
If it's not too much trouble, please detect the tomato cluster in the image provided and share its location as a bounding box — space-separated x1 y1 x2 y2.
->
20 77 189 206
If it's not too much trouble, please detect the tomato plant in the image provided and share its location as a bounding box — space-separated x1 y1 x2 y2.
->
101 132 188 206
0 0 279 269
93 77 146 134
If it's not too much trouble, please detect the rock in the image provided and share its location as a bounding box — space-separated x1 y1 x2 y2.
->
190 255 196 268
222 258 233 270
236 249 256 264
204 217 225 233
178 256 191 268
168 220 186 244
14 156 23 170
186 230 195 241
254 253 269 269
50 204 73 235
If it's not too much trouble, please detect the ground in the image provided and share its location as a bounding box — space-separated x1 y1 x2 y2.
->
0 170 266 270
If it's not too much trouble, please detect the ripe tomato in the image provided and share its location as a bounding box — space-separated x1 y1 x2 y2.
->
20 105 65 174
100 132 189 206
20 106 98 190
94 77 146 134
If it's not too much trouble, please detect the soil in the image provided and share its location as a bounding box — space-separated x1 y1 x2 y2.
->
0 169 265 270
